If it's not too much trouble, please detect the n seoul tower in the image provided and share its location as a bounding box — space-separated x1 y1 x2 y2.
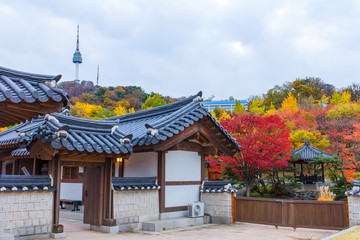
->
72 25 82 83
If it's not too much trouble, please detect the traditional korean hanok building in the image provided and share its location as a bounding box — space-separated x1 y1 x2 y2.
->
0 66 68 127
0 90 240 233
292 138 334 183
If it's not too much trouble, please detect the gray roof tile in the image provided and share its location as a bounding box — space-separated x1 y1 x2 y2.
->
292 138 334 160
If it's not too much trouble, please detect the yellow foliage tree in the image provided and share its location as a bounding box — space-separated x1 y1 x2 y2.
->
290 130 330 150
326 102 360 119
330 91 351 105
232 100 246 114
265 102 277 116
249 97 265 114
281 92 298 111
0 126 8 132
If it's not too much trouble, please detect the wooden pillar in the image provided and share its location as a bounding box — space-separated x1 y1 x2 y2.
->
103 157 115 226
158 152 165 213
321 163 325 183
201 153 205 182
32 157 36 175
293 162 296 177
51 154 63 233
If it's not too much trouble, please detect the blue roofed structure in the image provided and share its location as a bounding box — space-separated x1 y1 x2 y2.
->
201 100 247 112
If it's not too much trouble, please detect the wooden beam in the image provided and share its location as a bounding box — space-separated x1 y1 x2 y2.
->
165 181 201 185
103 157 113 224
168 141 202 152
163 206 188 212
201 153 205 182
199 121 233 156
51 154 63 232
60 161 104 167
158 152 165 213
153 123 200 152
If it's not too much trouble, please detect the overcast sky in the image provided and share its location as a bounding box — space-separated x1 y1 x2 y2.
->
0 1 360 100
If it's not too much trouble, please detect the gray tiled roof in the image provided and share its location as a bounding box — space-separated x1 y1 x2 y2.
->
11 148 30 158
106 91 240 152
292 138 334 160
200 180 237 193
345 179 360 196
0 175 55 192
0 91 241 156
112 177 159 191
0 66 68 104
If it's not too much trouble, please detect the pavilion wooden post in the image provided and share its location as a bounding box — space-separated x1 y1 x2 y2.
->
51 154 63 233
103 157 115 226
321 163 325 183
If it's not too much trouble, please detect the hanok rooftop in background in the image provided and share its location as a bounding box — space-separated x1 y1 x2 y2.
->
291 138 334 183
201 100 247 112
0 66 68 126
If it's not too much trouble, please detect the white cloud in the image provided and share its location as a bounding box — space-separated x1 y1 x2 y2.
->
0 1 359 100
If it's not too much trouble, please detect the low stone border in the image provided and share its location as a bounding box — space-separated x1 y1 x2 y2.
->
321 225 360 240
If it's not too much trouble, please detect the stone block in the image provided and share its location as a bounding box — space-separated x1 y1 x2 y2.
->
27 227 35 235
50 232 66 239
18 227 27 236
33 218 40 226
25 219 32 227
0 213 5 220
8 221 16 229
16 220 24 228
3 204 11 212
8 195 15 202
24 194 31 201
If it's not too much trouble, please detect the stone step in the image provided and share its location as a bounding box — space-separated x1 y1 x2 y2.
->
142 216 207 232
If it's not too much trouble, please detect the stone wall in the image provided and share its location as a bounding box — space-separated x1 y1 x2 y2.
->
348 196 360 227
0 191 53 238
113 190 159 230
200 192 233 224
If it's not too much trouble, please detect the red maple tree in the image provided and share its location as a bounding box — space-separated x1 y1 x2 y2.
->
207 113 292 197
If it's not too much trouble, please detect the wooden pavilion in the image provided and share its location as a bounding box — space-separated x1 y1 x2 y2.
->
292 138 334 183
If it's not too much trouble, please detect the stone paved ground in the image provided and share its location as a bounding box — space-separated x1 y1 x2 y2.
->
43 219 339 240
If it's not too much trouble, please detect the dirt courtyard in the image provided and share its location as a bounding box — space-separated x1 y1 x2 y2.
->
50 220 339 240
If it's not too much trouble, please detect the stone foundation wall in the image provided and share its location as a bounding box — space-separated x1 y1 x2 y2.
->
113 190 159 226
0 191 53 238
200 192 233 224
348 196 360 227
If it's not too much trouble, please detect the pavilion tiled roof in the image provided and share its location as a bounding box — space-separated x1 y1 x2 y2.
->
0 91 240 156
0 66 68 126
0 175 55 192
292 138 334 160
112 177 159 191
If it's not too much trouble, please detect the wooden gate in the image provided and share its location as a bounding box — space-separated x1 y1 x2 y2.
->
234 197 348 230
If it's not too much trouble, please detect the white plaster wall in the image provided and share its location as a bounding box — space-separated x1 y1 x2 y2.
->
60 183 83 201
124 152 158 177
165 185 200 207
165 151 201 181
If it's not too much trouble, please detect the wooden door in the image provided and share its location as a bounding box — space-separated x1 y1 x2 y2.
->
84 166 103 225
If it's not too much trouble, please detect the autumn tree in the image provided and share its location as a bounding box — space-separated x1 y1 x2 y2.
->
281 92 298 111
207 113 292 197
232 100 246 114
330 92 351 105
141 94 167 110
248 97 265 114
290 130 330 150
211 107 230 121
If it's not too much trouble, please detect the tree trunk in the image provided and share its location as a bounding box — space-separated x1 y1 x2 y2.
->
246 185 250 197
